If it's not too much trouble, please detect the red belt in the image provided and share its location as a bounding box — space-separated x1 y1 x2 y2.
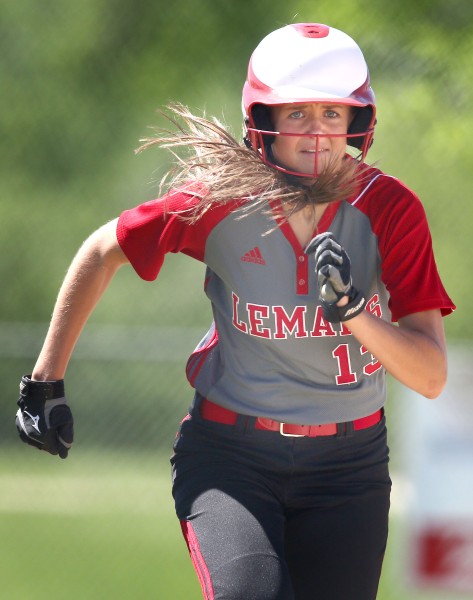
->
200 398 382 438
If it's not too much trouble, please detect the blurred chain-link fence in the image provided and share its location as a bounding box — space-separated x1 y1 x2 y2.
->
1 1 471 598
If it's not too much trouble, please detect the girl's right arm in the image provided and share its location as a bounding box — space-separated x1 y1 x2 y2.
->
31 218 129 381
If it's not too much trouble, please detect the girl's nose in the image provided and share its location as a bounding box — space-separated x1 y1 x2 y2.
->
305 115 325 134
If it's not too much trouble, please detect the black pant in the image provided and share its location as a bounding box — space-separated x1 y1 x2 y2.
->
171 398 391 600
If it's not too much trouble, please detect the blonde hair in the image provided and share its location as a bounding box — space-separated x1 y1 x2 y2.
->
136 103 362 231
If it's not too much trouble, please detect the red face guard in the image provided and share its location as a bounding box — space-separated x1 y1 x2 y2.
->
246 127 374 179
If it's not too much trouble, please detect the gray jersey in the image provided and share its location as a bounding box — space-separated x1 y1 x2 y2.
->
117 168 454 423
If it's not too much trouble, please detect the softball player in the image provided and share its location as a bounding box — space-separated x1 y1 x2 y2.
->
16 23 455 600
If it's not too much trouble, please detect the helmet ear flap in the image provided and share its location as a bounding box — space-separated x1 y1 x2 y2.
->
348 106 375 150
250 104 275 147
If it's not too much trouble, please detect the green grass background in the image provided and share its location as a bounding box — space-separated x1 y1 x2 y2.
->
0 449 200 599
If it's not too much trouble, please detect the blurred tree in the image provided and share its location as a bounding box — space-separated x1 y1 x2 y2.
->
0 0 470 334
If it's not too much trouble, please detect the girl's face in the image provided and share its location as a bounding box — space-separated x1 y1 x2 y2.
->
270 103 353 177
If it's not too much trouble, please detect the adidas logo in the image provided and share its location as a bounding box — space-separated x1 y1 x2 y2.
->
241 246 266 265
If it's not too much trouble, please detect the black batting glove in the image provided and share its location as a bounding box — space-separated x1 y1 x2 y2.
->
305 232 352 302
305 232 366 323
15 376 74 459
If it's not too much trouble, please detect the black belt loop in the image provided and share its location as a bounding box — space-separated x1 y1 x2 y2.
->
345 421 355 437
235 414 256 434
336 420 355 438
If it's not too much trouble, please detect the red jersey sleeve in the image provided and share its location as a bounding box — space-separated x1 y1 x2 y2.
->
362 175 455 321
117 187 236 281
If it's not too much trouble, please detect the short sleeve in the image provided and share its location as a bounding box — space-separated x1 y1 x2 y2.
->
116 189 206 280
117 186 240 281
367 177 455 321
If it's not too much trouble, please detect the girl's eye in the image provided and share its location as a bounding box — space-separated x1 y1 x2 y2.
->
325 110 339 118
289 111 304 119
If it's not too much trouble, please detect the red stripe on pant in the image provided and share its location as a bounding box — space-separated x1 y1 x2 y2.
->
180 520 215 600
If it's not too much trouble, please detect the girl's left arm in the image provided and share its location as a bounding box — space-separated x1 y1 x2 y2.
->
344 308 447 399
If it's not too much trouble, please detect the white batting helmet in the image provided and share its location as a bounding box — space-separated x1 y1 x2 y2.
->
242 23 376 177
